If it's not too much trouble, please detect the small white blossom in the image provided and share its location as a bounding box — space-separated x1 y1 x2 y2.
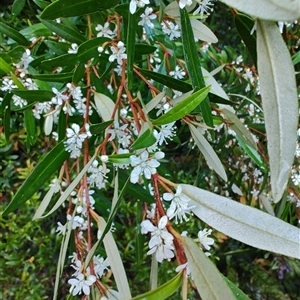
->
68 43 78 54
155 122 177 146
108 41 127 65
193 0 215 18
129 0 150 14
1 77 16 92
198 228 214 250
163 185 193 224
68 273 96 296
130 150 163 183
14 49 34 77
169 66 186 79
141 216 175 263
93 255 110 278
179 0 193 9
161 21 181 40
12 95 27 108
64 123 90 158
51 87 68 105
138 7 156 28
96 22 115 38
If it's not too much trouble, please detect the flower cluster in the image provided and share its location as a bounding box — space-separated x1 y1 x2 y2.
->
141 216 175 263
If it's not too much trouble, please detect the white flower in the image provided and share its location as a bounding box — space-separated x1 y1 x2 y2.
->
64 123 90 158
96 22 115 38
179 0 193 9
87 160 109 189
23 78 38 90
138 7 156 28
1 77 17 92
14 49 34 77
109 41 127 65
169 65 186 79
68 43 78 54
49 178 62 193
198 228 214 250
291 171 300 186
56 221 66 235
68 273 96 296
161 21 181 40
32 101 52 119
193 0 215 18
141 216 175 263
155 122 176 146
51 87 68 105
93 255 110 278
129 0 150 14
106 121 131 148
12 95 27 108
130 151 162 183
163 185 193 224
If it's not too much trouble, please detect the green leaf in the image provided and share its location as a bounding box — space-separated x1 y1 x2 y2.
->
76 37 110 62
24 109 36 148
219 0 300 21
221 108 257 150
236 136 265 170
40 0 120 20
41 53 77 67
0 92 13 115
32 0 50 9
4 105 11 143
135 44 157 55
12 0 26 15
257 20 298 202
131 128 157 150
181 184 300 259
152 86 210 125
72 63 85 84
12 90 55 104
189 123 227 181
126 10 137 90
182 237 236 300
90 120 114 135
234 13 257 67
58 109 67 142
40 19 86 44
222 276 251 300
0 22 30 46
31 72 74 83
130 272 182 300
179 7 214 131
2 140 70 216
138 68 192 93
0 57 13 73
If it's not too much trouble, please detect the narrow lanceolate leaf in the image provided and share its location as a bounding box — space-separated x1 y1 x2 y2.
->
234 13 257 66
24 109 36 147
130 272 182 300
222 276 251 300
138 68 192 93
189 124 227 181
257 20 298 203
144 91 166 114
31 72 74 83
0 57 13 73
12 90 55 104
219 0 300 21
180 7 214 131
41 20 86 44
190 19 218 43
221 108 257 150
202 68 229 100
182 237 236 300
152 86 210 125
131 128 157 150
12 0 26 15
94 92 116 122
37 155 96 219
0 22 30 46
3 140 69 216
126 9 137 90
40 0 120 19
90 120 114 135
181 184 300 259
99 217 132 300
